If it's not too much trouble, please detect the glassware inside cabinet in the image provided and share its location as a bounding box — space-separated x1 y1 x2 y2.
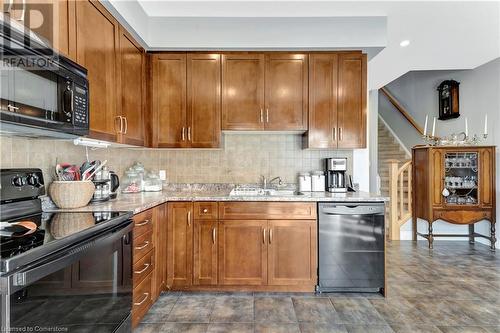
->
443 152 478 205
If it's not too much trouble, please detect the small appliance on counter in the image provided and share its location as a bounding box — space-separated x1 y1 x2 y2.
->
91 166 120 202
325 158 355 193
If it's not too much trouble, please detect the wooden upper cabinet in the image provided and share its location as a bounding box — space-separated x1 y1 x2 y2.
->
193 219 218 285
118 27 145 146
152 53 187 148
3 0 76 59
268 220 317 286
222 54 265 130
187 54 221 148
167 202 193 287
218 220 267 285
265 53 308 131
306 54 338 148
75 0 119 141
337 53 367 149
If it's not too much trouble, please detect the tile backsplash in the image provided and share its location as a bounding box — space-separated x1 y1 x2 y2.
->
0 134 352 184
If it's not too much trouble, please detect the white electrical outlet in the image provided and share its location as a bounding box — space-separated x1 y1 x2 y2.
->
159 170 167 181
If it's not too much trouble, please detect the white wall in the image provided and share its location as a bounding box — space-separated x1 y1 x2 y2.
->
379 58 500 247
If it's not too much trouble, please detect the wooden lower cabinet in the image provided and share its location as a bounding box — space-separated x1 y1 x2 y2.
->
218 220 268 286
268 220 317 286
167 202 193 287
193 219 218 285
132 204 168 327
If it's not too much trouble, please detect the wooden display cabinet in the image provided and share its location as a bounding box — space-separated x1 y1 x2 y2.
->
412 146 496 250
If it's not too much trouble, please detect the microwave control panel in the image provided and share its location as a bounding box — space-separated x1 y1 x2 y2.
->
73 84 88 127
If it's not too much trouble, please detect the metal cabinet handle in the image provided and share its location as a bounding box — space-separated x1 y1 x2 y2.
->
134 241 149 250
134 293 149 306
260 108 264 123
269 228 273 244
339 127 343 141
262 228 266 244
115 116 123 134
187 210 191 226
212 227 216 244
266 108 269 123
187 126 191 141
203 208 208 213
332 127 336 141
20 0 26 22
134 263 150 274
123 117 128 134
136 219 150 227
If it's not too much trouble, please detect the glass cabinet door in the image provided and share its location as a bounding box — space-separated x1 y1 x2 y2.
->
443 152 478 205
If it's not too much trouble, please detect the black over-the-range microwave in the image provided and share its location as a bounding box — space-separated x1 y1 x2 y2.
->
0 18 89 138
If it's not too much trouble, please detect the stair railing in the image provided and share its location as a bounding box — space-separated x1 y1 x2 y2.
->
388 159 412 240
380 87 424 135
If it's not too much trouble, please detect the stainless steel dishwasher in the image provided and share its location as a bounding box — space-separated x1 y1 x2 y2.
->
317 202 385 293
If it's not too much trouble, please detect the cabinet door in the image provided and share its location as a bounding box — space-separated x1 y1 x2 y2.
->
118 28 145 146
265 53 308 131
153 204 168 299
337 53 366 149
75 0 119 142
167 202 193 287
431 149 443 207
218 220 267 285
193 220 218 285
3 0 75 59
187 53 221 148
306 54 338 148
152 53 187 148
480 148 494 208
222 54 265 130
268 220 317 286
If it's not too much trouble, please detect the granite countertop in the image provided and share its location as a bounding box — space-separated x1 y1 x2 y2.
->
45 184 389 215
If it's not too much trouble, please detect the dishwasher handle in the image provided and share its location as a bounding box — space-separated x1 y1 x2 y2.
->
319 203 385 216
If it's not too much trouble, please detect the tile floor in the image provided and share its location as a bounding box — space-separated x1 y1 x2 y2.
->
135 241 500 333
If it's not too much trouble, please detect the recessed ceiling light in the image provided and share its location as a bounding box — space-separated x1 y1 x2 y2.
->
400 40 410 47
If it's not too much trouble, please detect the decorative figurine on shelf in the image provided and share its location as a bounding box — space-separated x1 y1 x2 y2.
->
437 80 460 120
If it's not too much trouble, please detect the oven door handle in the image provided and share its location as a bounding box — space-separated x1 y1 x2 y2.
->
10 221 133 292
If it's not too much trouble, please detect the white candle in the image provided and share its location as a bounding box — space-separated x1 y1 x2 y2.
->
423 115 428 136
432 117 436 137
484 114 488 135
465 117 468 137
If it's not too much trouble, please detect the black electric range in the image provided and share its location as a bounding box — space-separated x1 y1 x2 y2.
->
0 169 133 333
1 210 132 274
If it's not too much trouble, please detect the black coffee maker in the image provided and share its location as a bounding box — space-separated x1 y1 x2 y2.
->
325 158 348 193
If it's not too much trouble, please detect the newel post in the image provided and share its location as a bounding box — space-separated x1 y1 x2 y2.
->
388 159 400 241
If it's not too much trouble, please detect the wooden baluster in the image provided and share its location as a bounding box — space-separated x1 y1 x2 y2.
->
399 171 404 222
388 159 400 241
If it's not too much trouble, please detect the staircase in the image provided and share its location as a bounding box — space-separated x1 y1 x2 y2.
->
378 120 411 197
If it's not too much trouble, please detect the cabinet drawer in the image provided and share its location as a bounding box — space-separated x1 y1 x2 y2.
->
133 249 155 287
194 202 218 220
219 202 317 220
134 209 154 239
434 210 492 225
134 231 154 263
132 272 153 327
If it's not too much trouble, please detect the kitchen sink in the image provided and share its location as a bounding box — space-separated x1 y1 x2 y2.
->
229 186 303 197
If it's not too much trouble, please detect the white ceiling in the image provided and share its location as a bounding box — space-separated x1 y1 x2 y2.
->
104 1 500 89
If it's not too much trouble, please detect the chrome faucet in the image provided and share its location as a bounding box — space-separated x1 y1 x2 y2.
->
260 175 283 189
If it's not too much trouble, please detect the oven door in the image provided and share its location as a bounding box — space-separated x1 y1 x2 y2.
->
1 221 133 332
